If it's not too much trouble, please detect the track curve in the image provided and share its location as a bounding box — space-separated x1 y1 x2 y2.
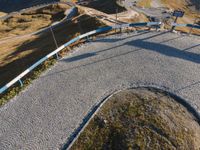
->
0 31 200 149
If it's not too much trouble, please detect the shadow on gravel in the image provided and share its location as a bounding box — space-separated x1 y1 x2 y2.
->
126 39 200 64
65 53 96 62
182 44 200 51
85 0 126 14
93 30 151 43
45 32 200 79
175 80 200 93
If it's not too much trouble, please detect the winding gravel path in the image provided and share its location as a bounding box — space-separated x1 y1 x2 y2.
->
0 31 200 150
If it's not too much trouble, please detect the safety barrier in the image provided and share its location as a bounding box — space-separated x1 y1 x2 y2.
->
0 22 161 94
172 23 200 30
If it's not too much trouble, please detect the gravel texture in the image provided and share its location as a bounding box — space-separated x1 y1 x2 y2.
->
0 31 200 150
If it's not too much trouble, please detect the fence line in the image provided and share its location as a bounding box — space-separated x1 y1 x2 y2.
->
172 23 200 30
3 21 190 94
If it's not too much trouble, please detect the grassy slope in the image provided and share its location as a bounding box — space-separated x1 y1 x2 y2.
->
0 3 70 39
137 0 152 8
0 0 60 13
71 89 200 150
0 12 7 17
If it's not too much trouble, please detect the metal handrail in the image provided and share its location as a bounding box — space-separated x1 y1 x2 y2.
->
171 23 200 30
0 22 162 94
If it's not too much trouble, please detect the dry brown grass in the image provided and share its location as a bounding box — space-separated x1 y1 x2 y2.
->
160 0 200 34
137 0 152 8
175 16 200 35
0 3 71 39
161 0 187 10
71 88 200 150
0 12 7 17
0 14 105 88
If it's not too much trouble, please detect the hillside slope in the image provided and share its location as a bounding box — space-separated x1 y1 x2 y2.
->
0 3 71 39
0 12 6 17
0 0 60 12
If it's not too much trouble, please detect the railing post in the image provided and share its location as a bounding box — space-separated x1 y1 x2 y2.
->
86 35 91 42
19 79 23 87
55 53 59 60
115 7 118 34
171 16 178 32
188 17 198 36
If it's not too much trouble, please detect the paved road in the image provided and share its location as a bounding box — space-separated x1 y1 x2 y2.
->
0 31 200 149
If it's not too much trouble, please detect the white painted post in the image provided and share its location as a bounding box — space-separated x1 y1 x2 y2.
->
19 79 23 87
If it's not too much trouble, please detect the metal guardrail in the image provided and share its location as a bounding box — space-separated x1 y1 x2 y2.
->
172 23 200 30
186 24 200 30
0 22 165 94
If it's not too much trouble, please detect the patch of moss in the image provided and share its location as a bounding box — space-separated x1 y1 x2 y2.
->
70 89 200 150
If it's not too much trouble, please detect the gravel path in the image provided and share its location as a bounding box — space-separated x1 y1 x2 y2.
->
151 0 163 8
0 31 200 150
123 0 170 19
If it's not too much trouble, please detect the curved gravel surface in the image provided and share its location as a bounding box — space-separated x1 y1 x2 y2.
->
0 31 200 149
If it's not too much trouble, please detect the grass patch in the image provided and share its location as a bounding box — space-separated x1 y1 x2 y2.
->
0 12 7 17
0 3 71 39
70 89 200 150
137 0 152 8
